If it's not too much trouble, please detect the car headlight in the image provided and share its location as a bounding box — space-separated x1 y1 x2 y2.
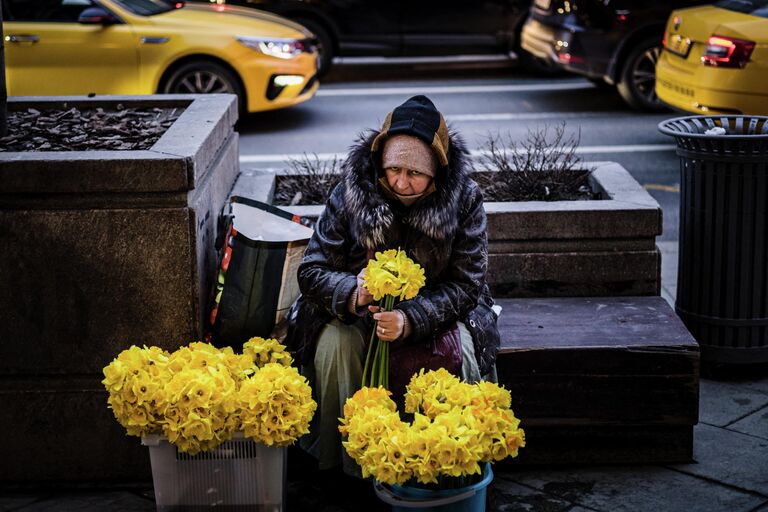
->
237 36 303 59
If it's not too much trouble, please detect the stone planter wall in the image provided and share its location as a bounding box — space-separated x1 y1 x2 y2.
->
0 95 239 481
237 161 662 298
485 162 662 297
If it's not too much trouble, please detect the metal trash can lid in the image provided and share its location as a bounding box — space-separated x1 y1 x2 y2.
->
658 115 768 159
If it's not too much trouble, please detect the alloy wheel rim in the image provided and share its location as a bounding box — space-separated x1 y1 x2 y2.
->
632 46 661 106
172 71 233 94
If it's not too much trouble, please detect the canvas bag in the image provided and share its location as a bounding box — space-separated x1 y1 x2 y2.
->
207 196 314 347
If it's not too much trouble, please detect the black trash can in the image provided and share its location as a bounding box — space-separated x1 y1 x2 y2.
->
659 115 768 364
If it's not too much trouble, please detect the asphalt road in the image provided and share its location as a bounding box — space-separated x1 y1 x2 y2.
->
235 65 682 241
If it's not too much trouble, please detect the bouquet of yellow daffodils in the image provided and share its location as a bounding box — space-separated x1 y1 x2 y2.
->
362 248 426 388
102 337 316 455
339 369 525 487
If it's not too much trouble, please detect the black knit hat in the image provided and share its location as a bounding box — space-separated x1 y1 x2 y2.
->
371 95 450 167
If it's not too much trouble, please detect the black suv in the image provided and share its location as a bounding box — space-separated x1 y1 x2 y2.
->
196 0 550 75
521 0 708 110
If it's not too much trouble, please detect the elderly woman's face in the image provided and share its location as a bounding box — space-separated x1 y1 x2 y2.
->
385 166 432 195
382 135 436 196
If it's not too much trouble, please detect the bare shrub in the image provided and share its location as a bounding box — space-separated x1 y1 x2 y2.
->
474 123 596 201
272 153 343 206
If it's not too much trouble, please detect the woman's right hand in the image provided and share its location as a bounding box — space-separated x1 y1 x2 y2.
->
356 268 374 307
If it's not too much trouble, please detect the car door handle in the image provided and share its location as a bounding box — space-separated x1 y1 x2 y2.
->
7 34 40 43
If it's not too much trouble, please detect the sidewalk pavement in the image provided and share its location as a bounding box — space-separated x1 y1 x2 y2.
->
2 241 767 512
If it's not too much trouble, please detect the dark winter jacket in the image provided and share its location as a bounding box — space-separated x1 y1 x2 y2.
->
285 110 500 375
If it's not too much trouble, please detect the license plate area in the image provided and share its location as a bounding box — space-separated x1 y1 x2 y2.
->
667 34 692 58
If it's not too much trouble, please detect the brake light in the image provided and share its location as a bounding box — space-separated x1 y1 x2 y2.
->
558 53 584 64
702 35 755 68
662 30 668 48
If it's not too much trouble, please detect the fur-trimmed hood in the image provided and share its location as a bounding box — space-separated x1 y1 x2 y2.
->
342 129 473 250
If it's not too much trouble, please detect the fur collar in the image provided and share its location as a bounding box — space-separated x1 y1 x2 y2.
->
342 129 471 250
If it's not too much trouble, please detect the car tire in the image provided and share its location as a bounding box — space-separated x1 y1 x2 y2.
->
162 61 246 113
617 36 666 111
295 18 333 77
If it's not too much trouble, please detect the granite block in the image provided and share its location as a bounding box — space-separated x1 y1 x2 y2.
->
153 94 239 187
496 297 699 464
504 425 694 465
488 250 661 297
0 207 195 374
0 377 150 482
0 95 239 482
231 169 276 204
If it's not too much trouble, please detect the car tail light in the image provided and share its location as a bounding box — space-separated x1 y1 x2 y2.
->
662 30 668 48
702 35 755 68
558 53 584 64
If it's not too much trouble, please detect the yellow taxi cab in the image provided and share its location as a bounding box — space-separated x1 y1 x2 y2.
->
2 0 319 113
656 1 768 115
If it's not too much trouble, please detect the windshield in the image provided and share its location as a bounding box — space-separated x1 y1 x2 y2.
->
715 0 768 18
110 0 177 15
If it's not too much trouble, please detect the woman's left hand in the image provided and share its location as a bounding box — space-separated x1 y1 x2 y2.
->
369 306 404 342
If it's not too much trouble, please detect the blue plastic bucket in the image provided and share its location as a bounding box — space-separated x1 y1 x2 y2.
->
373 464 493 512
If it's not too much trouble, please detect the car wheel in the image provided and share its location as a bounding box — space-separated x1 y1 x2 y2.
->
617 37 666 111
163 61 246 112
295 18 333 77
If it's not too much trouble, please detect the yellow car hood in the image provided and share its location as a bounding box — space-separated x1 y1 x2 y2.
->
135 2 312 39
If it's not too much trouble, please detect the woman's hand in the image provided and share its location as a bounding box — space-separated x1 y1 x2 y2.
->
369 306 404 342
356 268 374 308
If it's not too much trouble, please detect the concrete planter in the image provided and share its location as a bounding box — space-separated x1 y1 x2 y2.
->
238 161 662 298
0 95 239 481
484 162 662 297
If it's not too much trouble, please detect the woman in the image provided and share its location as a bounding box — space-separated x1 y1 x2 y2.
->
286 95 500 477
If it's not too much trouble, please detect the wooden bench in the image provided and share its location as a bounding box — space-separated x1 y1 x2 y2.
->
495 296 699 465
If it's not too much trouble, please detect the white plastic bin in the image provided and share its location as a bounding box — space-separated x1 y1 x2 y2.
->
142 433 286 511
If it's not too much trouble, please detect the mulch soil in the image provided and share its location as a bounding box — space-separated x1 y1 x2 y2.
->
0 105 183 152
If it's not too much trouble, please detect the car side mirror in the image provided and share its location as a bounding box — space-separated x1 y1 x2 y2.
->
78 7 117 25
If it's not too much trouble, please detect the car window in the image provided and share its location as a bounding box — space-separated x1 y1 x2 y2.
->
4 0 95 22
715 0 768 17
110 0 176 15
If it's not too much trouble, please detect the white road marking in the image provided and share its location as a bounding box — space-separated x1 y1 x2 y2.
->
445 111 632 122
645 184 681 193
239 144 675 164
316 82 594 97
333 54 514 66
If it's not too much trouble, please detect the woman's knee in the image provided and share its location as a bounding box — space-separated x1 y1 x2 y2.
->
314 320 366 372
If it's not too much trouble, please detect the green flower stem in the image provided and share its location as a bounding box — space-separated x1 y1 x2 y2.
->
382 339 389 389
361 322 377 387
361 294 397 389
371 341 380 385
382 295 395 389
